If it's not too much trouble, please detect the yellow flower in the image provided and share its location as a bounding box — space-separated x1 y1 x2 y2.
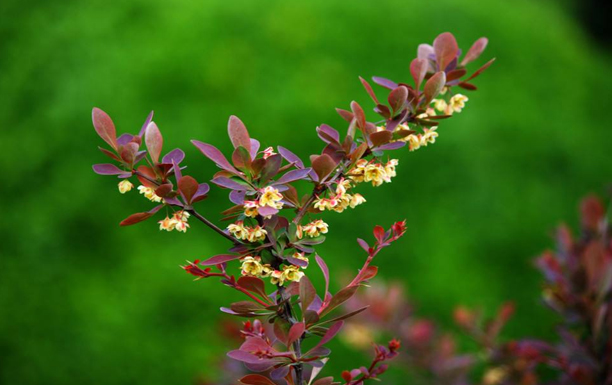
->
270 269 285 285
406 134 421 151
333 193 351 213
363 164 389 187
348 159 368 183
385 159 399 178
350 193 366 208
247 226 268 243
448 94 468 113
376 125 386 132
227 221 249 240
241 256 264 277
118 180 134 194
158 216 176 231
432 98 448 113
281 265 304 283
314 197 335 211
243 200 259 218
482 367 508 385
292 252 309 267
295 225 304 239
262 146 277 159
420 128 438 146
302 219 329 237
260 264 274 277
259 186 283 209
172 211 190 233
137 185 162 202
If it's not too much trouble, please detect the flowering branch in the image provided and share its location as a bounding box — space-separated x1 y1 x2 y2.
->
90 32 493 384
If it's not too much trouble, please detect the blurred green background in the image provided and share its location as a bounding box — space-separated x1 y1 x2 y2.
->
1 0 611 383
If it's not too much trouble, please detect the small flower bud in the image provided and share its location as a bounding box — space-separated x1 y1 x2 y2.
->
118 179 134 194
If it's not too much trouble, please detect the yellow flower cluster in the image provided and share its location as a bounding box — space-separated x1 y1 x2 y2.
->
137 185 162 202
296 219 329 239
227 221 268 242
313 179 367 212
403 127 439 152
239 254 306 285
432 94 468 115
349 159 399 187
118 180 134 194
242 186 284 218
158 211 190 232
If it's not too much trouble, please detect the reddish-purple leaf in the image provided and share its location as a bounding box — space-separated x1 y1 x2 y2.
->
98 147 121 162
350 101 366 130
312 377 334 385
277 146 304 168
320 286 358 317
192 183 210 203
239 374 276 385
228 115 252 154
315 254 330 299
311 154 336 181
178 175 199 203
359 76 379 104
373 225 385 242
418 43 434 60
200 254 242 266
377 141 405 150
145 122 163 164
371 76 398 90
119 205 162 226
461 37 489 66
259 154 282 184
154 183 173 198
237 276 268 299
318 306 370 326
410 58 428 90
446 68 467 82
273 168 312 185
369 131 393 148
162 148 185 165
92 107 117 150
316 124 340 144
270 366 290 380
299 275 316 313
138 110 154 137
211 176 249 190
388 86 408 114
92 163 125 175
433 32 459 71
192 140 239 173
308 321 344 353
336 108 354 122
357 238 369 253
423 71 447 105
287 322 305 347
117 133 134 146
458 82 478 91
465 57 496 81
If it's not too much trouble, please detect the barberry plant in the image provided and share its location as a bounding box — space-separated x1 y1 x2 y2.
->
91 32 493 385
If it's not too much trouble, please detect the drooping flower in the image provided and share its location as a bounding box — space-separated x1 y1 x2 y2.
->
314 197 336 211
350 193 366 208
173 211 190 233
281 265 304 283
385 159 399 178
420 128 438 146
270 269 285 285
247 225 268 243
241 256 264 277
448 94 468 113
137 185 162 202
159 216 176 231
262 146 276 159
348 159 369 183
243 200 259 218
433 99 448 113
406 134 421 151
228 221 249 240
259 186 283 209
118 179 134 194
363 164 389 187
302 219 329 237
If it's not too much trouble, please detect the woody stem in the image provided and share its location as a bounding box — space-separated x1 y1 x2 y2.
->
277 286 304 385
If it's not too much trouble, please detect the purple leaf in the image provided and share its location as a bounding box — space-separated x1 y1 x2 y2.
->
316 124 340 144
92 108 118 150
250 139 261 161
359 76 379 104
92 164 125 175
423 71 447 105
192 140 240 173
307 321 344 354
273 168 312 185
388 86 408 114
376 141 406 150
138 110 154 137
315 254 330 300
229 190 246 205
117 133 134 146
410 58 428 90
228 115 252 154
278 146 304 168
287 322 305 347
461 37 488 66
212 176 250 190
372 76 398 90
192 183 210 202
162 148 185 165
433 32 459 72
119 205 162 226
145 122 163 164
258 205 278 217
200 254 242 266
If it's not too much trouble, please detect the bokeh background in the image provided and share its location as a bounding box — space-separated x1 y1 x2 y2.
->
1 0 611 383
